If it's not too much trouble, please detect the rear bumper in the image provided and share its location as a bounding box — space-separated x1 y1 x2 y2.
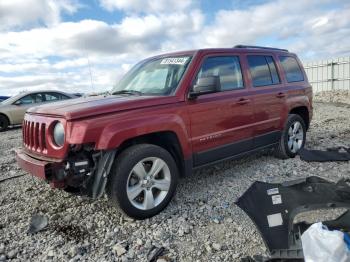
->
15 148 65 188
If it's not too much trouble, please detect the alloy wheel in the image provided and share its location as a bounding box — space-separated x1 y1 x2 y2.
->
126 157 171 210
287 121 304 153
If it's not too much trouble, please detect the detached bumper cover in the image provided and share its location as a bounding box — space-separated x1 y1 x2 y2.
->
15 148 64 188
236 176 350 260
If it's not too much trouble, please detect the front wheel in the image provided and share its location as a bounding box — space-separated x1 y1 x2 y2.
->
0 115 9 132
275 114 306 159
107 144 179 219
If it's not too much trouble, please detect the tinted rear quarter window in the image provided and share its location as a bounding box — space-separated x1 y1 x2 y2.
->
247 55 280 87
279 56 304 82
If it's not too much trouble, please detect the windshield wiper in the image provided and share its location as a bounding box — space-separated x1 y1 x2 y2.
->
111 90 143 96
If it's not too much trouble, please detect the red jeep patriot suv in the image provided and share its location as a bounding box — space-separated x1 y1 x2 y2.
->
16 45 313 219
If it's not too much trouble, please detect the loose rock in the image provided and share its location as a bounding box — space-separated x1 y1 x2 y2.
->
7 249 17 259
113 244 127 257
212 243 222 251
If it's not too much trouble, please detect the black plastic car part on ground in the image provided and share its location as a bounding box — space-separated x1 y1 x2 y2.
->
236 176 350 261
298 146 350 162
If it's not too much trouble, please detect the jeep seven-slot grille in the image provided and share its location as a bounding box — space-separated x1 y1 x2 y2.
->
23 120 47 153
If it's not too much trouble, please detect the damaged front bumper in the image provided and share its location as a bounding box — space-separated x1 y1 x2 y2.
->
236 176 350 261
15 148 116 198
16 148 65 188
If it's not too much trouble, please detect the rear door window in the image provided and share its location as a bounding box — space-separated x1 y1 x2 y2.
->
196 56 244 91
45 93 60 101
247 55 280 87
33 93 44 103
45 92 69 101
279 56 304 82
266 56 280 84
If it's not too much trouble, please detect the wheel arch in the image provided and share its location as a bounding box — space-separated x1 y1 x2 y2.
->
289 106 310 130
0 112 10 125
116 131 190 177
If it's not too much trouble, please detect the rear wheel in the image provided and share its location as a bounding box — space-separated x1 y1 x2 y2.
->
275 114 306 159
0 115 9 132
107 144 179 219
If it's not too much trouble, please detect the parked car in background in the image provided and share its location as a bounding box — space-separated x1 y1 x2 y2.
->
0 96 10 102
16 46 312 219
0 91 77 131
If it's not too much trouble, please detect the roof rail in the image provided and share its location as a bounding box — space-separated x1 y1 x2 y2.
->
233 45 288 52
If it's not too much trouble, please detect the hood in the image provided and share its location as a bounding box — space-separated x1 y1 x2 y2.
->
27 95 179 120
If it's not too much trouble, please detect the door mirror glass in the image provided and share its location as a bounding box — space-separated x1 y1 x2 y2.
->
189 76 220 99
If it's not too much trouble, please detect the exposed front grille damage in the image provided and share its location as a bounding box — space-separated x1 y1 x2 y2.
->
21 115 116 197
63 149 116 199
36 144 117 198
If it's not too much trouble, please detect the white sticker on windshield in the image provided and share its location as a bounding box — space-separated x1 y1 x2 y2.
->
160 57 189 65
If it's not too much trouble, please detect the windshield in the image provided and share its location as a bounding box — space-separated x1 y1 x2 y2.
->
112 56 192 96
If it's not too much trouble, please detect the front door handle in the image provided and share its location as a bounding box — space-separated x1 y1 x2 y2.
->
236 98 251 105
276 92 286 98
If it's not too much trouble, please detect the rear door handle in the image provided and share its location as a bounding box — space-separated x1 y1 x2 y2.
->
236 98 251 105
276 92 286 98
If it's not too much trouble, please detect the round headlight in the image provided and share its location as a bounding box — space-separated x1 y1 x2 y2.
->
53 122 65 147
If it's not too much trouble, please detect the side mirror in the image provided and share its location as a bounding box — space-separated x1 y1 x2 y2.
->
189 76 220 99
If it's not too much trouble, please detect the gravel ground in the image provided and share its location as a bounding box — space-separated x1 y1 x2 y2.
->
314 90 350 104
0 101 350 262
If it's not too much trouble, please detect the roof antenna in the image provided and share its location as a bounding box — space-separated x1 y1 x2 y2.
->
87 54 94 92
83 40 94 93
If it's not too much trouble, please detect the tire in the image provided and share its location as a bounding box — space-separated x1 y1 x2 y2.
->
275 114 306 159
0 115 9 132
107 144 179 219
